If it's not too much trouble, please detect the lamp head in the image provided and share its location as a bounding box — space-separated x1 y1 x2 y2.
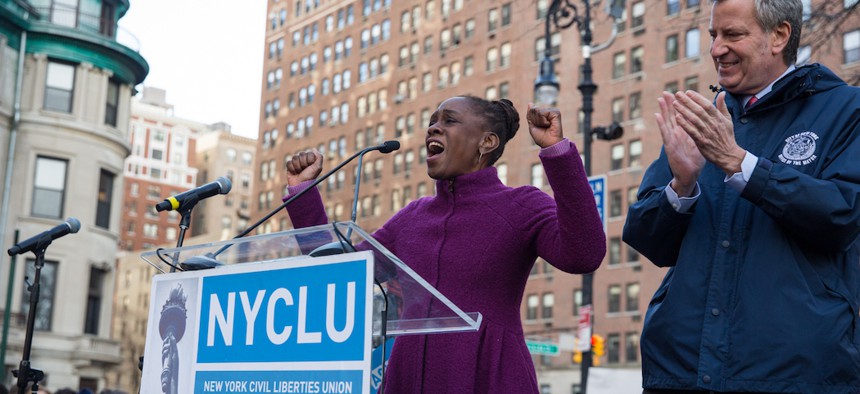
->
534 57 560 106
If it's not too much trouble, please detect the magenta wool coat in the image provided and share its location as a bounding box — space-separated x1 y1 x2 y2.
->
286 140 605 393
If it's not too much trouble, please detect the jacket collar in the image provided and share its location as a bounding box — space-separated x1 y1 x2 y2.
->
435 166 505 199
724 63 847 115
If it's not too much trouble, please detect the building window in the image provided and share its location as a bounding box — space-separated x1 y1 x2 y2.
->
105 79 119 126
608 285 621 313
612 51 626 78
84 267 106 335
631 1 645 27
629 92 642 120
611 98 624 124
497 163 508 185
609 237 621 265
534 32 562 61
626 282 640 312
537 0 549 19
665 81 679 93
685 28 700 58
572 288 582 316
95 169 114 229
610 189 622 217
845 30 860 64
607 334 621 364
45 61 75 113
666 34 679 63
627 239 640 263
51 0 79 26
610 143 624 170
531 163 545 188
526 294 539 320
501 3 512 26
630 46 643 73
486 47 499 72
684 75 699 92
32 156 68 218
485 86 498 101
500 42 512 68
625 332 640 362
541 292 554 319
21 259 58 330
629 139 642 167
667 0 680 15
488 8 498 32
143 223 158 238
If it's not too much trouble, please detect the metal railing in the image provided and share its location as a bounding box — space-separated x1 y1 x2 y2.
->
29 7 141 52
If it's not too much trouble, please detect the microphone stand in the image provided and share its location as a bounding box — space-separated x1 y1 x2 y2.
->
168 194 199 272
346 152 368 240
13 236 54 394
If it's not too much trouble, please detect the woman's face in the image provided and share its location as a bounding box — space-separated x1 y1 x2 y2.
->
425 97 488 180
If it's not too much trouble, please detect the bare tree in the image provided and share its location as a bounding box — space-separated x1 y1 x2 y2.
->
803 1 860 85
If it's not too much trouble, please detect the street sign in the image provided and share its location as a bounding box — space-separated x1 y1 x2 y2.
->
588 176 607 230
526 340 560 356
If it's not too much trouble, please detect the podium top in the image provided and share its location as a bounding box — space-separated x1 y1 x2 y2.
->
140 221 481 337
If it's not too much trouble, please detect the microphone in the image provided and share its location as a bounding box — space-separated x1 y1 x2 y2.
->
377 140 400 154
351 141 400 225
182 140 401 270
155 176 232 212
8 218 81 256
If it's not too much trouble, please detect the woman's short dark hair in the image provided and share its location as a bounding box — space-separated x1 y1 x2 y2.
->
461 96 520 165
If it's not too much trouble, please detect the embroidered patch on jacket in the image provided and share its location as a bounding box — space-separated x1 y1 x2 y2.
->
778 131 819 165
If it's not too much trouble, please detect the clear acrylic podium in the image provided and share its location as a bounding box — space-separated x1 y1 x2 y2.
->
140 222 482 337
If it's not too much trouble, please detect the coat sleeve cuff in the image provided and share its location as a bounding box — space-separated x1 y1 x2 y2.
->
538 138 572 158
283 180 316 202
740 157 773 203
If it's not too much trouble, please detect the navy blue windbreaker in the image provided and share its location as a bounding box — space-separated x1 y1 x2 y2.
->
623 64 860 393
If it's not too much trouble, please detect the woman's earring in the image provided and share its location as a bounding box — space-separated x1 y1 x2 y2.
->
478 151 484 163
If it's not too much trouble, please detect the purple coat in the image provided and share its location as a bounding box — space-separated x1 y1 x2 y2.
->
286 140 605 393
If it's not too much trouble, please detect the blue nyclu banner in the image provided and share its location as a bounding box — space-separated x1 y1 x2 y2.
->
140 251 375 394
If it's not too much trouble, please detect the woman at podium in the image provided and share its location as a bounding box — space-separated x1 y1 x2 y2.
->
283 96 605 393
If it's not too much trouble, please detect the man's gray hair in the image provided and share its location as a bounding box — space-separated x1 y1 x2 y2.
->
755 0 803 65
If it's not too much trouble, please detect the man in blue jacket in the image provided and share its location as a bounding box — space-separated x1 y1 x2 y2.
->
623 0 860 392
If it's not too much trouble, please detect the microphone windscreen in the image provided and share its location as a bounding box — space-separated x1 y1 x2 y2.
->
380 140 401 153
216 176 232 194
67 217 81 233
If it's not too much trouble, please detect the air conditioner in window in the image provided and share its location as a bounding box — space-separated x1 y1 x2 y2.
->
393 94 405 104
329 120 339 126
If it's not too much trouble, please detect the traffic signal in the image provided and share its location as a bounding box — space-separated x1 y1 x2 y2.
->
572 351 582 364
592 335 605 357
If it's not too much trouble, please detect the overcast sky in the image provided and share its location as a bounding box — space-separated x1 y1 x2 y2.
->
118 1 267 139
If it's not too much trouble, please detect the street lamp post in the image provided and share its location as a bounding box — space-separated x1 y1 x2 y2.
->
534 0 624 392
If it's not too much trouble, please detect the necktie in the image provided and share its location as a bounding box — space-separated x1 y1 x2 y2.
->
745 96 758 110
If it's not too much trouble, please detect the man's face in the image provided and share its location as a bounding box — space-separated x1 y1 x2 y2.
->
709 0 787 95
